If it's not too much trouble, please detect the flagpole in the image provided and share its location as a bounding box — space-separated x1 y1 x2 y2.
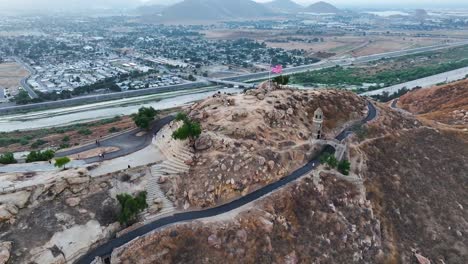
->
269 58 272 90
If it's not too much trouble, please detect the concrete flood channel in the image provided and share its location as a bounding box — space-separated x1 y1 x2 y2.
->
0 86 239 132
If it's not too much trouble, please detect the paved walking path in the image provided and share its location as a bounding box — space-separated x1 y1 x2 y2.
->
56 116 174 163
76 101 377 264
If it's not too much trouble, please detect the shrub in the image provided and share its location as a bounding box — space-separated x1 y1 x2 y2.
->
78 128 93 135
31 139 48 149
172 112 202 141
0 152 17 164
338 160 351 175
319 153 338 168
62 135 70 142
54 157 71 169
116 192 148 226
273 75 290 85
26 150 55 163
109 127 120 133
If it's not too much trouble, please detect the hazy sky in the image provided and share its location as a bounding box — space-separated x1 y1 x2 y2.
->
0 0 467 12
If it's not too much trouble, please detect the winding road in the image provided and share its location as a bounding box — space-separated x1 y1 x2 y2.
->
75 101 377 264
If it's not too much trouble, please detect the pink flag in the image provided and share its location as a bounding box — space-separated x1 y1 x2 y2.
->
271 64 283 74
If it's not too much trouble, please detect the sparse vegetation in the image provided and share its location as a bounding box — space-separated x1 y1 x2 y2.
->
291 45 468 90
172 112 202 141
117 192 148 226
132 106 159 130
78 128 93 135
0 152 17 164
337 160 351 175
31 139 48 149
273 75 290 85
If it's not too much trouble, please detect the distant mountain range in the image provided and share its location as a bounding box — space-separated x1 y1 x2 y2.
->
159 0 274 21
304 1 341 13
137 0 342 21
264 0 303 13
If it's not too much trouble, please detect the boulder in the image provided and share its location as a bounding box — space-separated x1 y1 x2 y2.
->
236 229 248 243
32 248 65 264
0 190 31 208
66 176 90 185
267 160 275 171
195 134 213 151
207 234 222 249
65 197 81 207
284 251 298 264
0 241 12 264
0 204 17 223
414 253 431 264
258 156 266 166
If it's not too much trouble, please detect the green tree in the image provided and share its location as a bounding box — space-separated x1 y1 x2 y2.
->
273 75 290 85
172 113 201 141
13 90 32 105
54 157 71 169
338 160 351 175
319 152 338 168
116 192 148 226
26 150 55 163
132 107 159 130
0 152 17 164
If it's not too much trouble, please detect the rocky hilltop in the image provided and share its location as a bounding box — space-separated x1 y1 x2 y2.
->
166 82 367 209
111 84 468 263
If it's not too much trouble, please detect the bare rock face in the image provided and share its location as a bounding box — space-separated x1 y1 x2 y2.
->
0 204 17 223
194 134 213 151
0 190 31 209
207 233 222 249
0 241 12 264
65 197 81 207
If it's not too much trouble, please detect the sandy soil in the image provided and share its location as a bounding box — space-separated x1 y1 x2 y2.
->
0 62 28 96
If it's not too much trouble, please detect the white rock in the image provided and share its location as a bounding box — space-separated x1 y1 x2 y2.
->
65 197 81 207
0 191 31 208
0 241 12 264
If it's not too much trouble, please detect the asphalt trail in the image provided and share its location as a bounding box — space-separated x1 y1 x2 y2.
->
76 101 377 264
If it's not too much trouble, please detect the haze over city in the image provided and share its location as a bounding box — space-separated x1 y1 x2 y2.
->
0 0 467 264
0 0 467 12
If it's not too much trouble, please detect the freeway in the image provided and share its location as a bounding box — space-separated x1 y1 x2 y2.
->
13 56 39 99
75 101 377 264
220 40 468 83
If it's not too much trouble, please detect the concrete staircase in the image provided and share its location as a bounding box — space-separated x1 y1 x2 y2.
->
144 121 194 219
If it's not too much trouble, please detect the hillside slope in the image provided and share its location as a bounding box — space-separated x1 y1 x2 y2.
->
264 0 302 12
304 1 340 13
167 82 367 209
161 0 274 21
398 79 468 126
110 98 468 263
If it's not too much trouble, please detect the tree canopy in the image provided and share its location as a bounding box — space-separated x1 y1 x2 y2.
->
116 192 148 226
26 150 55 163
132 106 159 130
54 156 71 169
172 112 202 141
0 152 17 165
